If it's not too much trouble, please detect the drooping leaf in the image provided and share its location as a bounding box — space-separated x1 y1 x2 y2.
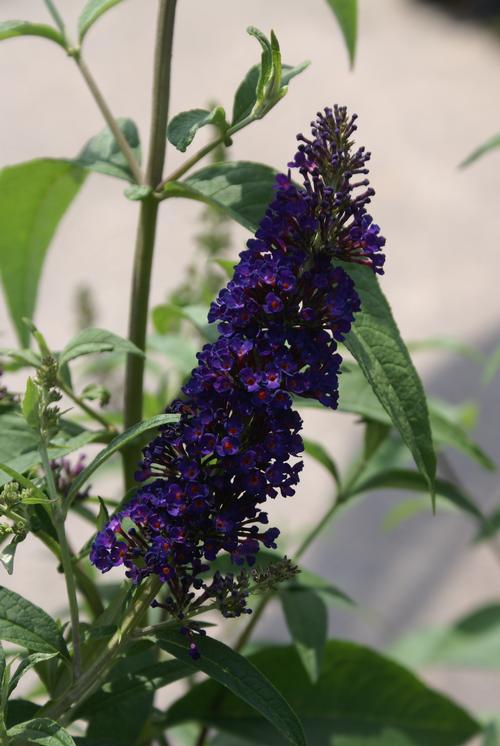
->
75 119 141 182
8 717 76 745
160 631 306 746
0 587 66 655
341 264 436 498
303 438 340 488
59 328 144 367
0 159 85 346
460 132 500 168
167 107 229 152
66 414 180 502
8 652 58 696
390 603 500 670
78 0 127 42
280 589 328 683
324 0 358 66
430 406 495 471
232 63 309 126
0 21 65 47
163 161 277 232
167 642 478 745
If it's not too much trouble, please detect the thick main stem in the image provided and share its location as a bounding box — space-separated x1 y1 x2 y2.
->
122 0 177 489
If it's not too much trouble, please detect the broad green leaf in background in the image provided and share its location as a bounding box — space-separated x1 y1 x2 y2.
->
0 160 86 347
160 631 306 746
167 107 229 152
324 0 358 66
341 263 436 499
162 161 277 232
152 302 215 341
482 723 500 746
280 589 328 683
147 334 198 376
168 642 478 745
0 587 66 655
390 603 500 670
75 118 141 182
460 132 500 168
382 497 459 533
66 413 180 502
58 328 144 367
0 21 65 48
8 717 76 745
232 63 309 126
407 337 484 363
303 438 340 488
78 0 127 42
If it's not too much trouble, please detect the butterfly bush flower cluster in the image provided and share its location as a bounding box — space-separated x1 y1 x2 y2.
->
91 105 386 627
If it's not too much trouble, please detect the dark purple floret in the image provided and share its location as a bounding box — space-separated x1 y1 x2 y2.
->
90 106 386 621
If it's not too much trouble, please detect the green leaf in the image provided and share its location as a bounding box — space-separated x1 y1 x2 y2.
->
0 21 66 47
22 377 40 430
430 406 495 471
152 303 215 341
303 438 340 488
232 62 309 126
0 539 19 575
460 132 500 168
75 119 141 182
123 184 152 201
160 631 306 746
292 569 355 607
78 0 127 42
325 0 358 66
0 463 51 505
407 337 484 363
59 327 144 367
66 414 179 502
168 641 478 745
167 107 228 152
0 159 85 346
348 469 484 522
280 589 328 683
382 497 456 532
0 587 65 655
341 264 436 497
483 345 500 385
390 603 500 670
482 723 500 746
163 161 277 232
8 652 57 696
8 717 76 745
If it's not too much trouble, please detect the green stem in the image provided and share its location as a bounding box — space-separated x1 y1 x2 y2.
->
43 0 66 38
40 445 82 680
122 0 178 489
72 54 143 185
42 578 160 722
57 377 116 433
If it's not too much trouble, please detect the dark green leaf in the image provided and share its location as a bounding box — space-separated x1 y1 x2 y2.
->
391 603 500 670
66 414 179 502
168 107 228 152
232 62 309 126
9 652 57 696
8 717 76 745
325 0 358 66
59 328 144 367
460 132 500 168
160 631 306 746
78 0 126 42
348 468 484 521
75 119 141 182
5 700 39 729
168 641 478 745
0 587 65 655
0 21 65 47
0 160 85 346
303 438 340 487
163 161 277 232
341 264 436 496
280 589 328 683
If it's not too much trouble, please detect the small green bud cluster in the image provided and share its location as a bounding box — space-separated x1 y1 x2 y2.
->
35 356 62 440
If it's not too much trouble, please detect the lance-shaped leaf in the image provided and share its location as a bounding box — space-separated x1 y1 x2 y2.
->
59 327 144 367
341 263 436 498
78 0 127 42
280 588 328 683
303 438 340 488
167 107 229 153
160 631 306 746
167 642 479 745
460 132 500 168
163 161 277 232
0 587 66 655
75 118 141 182
0 159 86 347
324 0 358 66
8 718 76 745
0 21 65 48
